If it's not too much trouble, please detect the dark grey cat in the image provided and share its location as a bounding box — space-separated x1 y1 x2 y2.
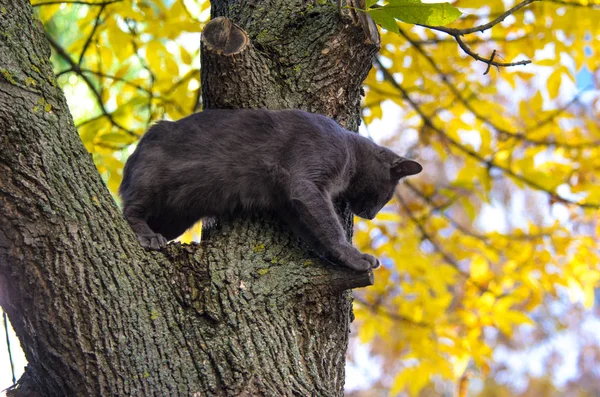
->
119 109 422 271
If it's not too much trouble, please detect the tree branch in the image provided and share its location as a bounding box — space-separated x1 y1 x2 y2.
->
418 0 540 69
45 33 140 137
394 27 599 150
455 35 531 69
374 58 600 209
403 181 553 245
420 0 540 36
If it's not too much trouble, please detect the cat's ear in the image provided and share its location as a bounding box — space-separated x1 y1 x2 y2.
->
391 159 422 180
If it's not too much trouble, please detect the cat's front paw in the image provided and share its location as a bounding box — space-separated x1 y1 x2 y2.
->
361 253 380 269
339 250 380 271
137 233 168 250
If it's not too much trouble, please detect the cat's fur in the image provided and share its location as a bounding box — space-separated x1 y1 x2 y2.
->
119 109 422 271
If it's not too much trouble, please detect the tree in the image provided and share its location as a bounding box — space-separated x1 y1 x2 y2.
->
0 0 379 394
2 0 600 395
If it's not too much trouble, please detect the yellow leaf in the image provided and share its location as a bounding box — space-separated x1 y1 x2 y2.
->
375 212 402 222
453 354 470 378
504 311 534 326
180 46 192 64
78 117 111 152
479 292 496 310
177 221 202 243
531 91 543 111
107 27 133 62
114 64 130 80
536 58 556 67
165 56 179 77
36 3 62 23
391 367 430 396
146 40 166 73
460 197 476 221
547 69 562 99
98 47 114 70
470 255 491 283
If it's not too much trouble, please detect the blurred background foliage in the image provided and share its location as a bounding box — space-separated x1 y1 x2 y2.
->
18 0 600 395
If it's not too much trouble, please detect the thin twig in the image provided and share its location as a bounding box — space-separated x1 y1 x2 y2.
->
484 49 496 75
3 311 16 385
80 68 152 93
412 35 528 46
455 34 531 68
420 0 540 36
354 297 430 327
78 5 105 66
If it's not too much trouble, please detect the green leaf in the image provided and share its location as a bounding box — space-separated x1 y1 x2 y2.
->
369 0 462 27
365 0 380 8
368 8 399 33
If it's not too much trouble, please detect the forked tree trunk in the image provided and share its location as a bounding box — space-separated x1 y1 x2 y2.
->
0 0 378 395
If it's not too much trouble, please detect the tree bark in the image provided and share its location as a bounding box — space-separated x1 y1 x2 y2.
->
0 0 378 395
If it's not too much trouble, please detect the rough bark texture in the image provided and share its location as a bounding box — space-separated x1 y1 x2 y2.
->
0 0 378 395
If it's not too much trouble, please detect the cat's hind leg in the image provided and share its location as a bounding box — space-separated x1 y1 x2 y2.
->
123 206 168 250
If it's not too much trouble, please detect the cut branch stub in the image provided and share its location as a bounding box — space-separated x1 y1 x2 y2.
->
202 16 248 56
201 16 281 109
348 0 381 46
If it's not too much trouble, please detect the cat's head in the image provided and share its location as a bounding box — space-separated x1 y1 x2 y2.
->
347 153 422 220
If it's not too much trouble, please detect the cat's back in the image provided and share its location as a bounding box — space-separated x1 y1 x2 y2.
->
121 109 355 205
139 108 346 147
263 109 354 155
132 109 354 179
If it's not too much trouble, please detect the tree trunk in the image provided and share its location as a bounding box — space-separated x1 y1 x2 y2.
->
0 0 378 395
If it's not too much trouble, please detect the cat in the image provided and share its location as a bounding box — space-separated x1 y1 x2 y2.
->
119 109 422 271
